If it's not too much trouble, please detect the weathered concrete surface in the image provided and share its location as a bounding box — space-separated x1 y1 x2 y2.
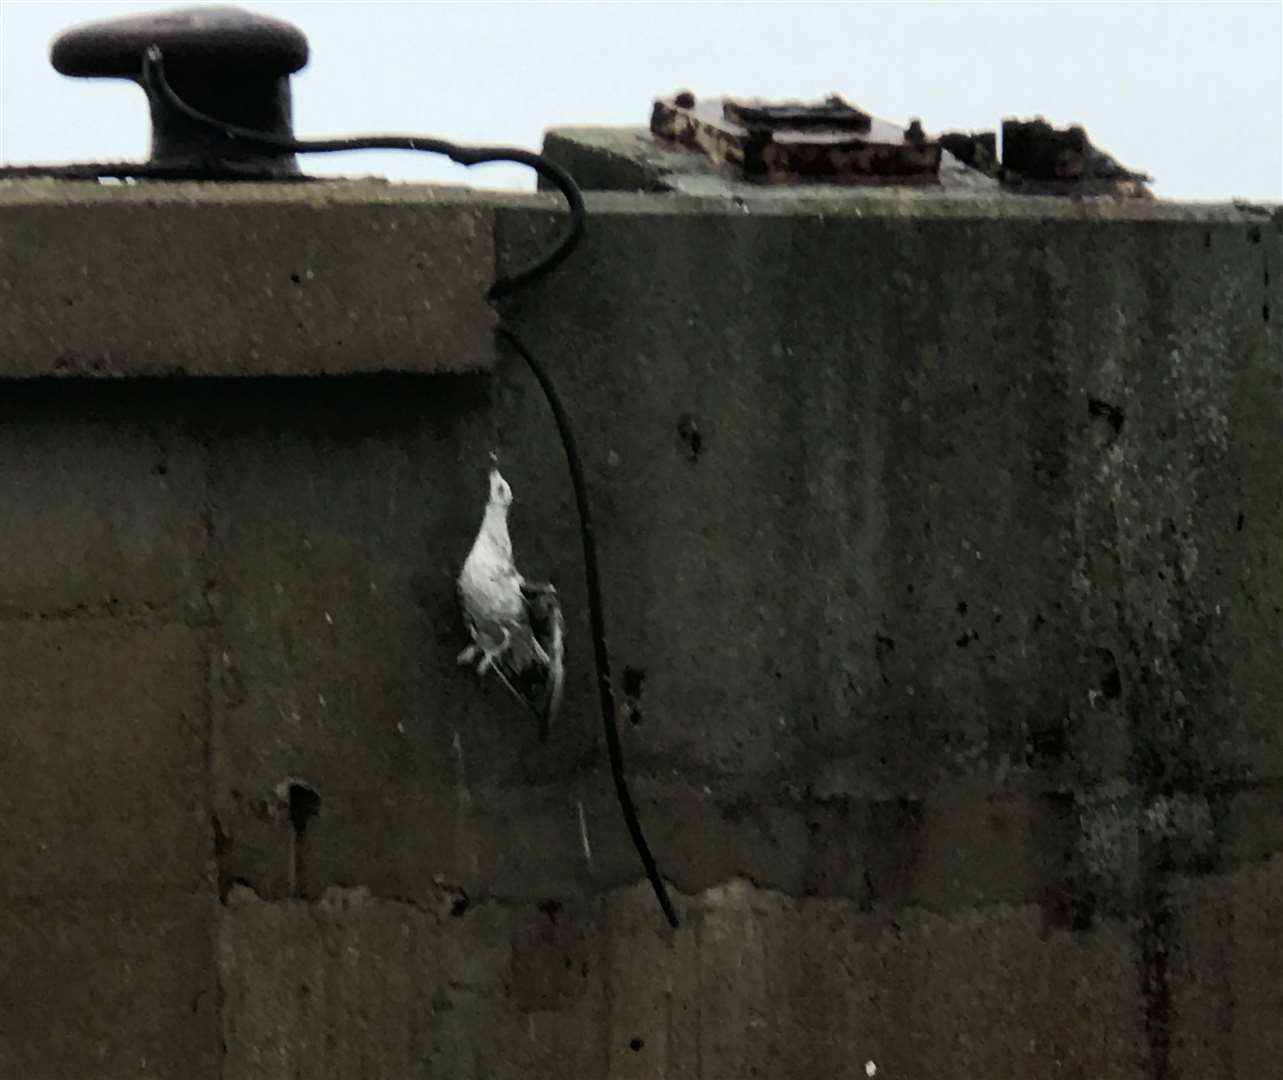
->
0 893 216 1079
206 375 497 900
0 186 1280 1076
489 193 1278 1075
0 181 497 376
1170 855 1283 1078
0 619 208 900
495 195 1280 795
0 383 207 615
219 879 1146 1080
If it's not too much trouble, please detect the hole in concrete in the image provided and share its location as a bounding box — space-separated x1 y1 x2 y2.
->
630 1037 645 1052
1248 225 1262 244
1265 304 1271 323
1027 722 1068 767
537 898 562 924
1095 647 1122 700
677 414 703 462
874 634 895 685
288 782 321 837
280 781 321 899
1237 512 1246 532
290 271 302 284
621 665 647 726
622 666 646 698
1088 397 1125 435
450 895 470 917
956 600 968 615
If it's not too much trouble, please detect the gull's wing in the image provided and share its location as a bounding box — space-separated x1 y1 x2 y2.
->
525 582 565 740
486 582 565 739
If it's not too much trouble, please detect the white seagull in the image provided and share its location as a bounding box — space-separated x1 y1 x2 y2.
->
457 466 565 737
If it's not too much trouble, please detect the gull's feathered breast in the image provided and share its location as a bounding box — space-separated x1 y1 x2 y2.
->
457 466 565 734
459 502 524 629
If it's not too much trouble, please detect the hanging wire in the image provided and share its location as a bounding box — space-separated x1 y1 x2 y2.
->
141 47 679 928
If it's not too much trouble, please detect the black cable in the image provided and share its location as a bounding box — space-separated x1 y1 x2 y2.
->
141 47 679 928
496 326 680 928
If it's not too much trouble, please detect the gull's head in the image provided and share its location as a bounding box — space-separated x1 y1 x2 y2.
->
488 468 513 510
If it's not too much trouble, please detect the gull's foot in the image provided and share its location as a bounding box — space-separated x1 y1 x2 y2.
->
478 627 514 673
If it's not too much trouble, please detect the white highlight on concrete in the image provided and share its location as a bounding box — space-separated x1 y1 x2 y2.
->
577 799 594 870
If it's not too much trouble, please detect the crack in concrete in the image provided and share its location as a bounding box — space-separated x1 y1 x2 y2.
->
0 597 168 623
195 420 228 1080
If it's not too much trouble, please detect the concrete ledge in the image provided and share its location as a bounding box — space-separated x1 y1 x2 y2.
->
1 179 1273 379
0 181 498 377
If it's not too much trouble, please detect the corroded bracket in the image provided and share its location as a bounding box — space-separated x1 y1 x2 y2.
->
650 92 942 185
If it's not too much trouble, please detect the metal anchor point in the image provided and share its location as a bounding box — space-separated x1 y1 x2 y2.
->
50 5 310 179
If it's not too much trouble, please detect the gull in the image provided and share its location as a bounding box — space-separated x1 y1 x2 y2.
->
457 466 565 737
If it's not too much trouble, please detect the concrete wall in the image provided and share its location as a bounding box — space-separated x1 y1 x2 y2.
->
0 179 1279 1079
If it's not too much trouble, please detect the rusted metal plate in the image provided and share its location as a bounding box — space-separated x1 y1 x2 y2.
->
721 96 871 133
650 92 941 185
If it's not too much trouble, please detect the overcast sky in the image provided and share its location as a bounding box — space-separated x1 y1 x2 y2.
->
1 1 1279 201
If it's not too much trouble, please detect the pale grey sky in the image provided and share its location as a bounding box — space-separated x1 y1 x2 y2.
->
1 1 1279 200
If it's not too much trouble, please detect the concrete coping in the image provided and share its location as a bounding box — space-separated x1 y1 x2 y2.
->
0 180 505 379
0 176 1275 379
